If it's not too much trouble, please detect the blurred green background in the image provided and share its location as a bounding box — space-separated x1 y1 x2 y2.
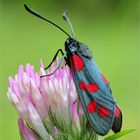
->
0 0 139 139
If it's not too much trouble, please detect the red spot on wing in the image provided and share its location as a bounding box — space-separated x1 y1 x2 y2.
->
79 82 86 90
88 84 99 92
72 54 84 71
115 106 120 117
98 106 110 118
79 82 99 92
101 74 108 84
87 100 97 113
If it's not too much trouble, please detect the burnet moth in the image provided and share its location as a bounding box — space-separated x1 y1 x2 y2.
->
24 4 122 136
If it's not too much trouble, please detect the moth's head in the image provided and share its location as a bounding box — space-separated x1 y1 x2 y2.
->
65 38 76 46
65 38 78 53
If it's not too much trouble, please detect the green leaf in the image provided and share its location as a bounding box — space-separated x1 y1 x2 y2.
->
104 129 135 140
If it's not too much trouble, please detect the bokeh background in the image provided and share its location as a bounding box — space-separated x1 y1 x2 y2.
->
0 0 139 139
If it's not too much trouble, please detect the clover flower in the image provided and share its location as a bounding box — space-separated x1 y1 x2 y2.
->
7 58 84 140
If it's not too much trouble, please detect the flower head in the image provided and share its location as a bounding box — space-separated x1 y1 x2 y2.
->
7 58 83 139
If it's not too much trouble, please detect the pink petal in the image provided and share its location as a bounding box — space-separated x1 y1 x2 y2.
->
8 76 14 88
26 64 31 78
18 118 38 140
40 59 44 68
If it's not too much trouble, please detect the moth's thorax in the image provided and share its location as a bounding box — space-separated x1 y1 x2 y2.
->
65 38 78 55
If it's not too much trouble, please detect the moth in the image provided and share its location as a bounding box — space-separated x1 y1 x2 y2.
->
24 4 122 136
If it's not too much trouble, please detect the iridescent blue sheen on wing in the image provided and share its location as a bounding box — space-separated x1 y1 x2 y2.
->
70 43 117 135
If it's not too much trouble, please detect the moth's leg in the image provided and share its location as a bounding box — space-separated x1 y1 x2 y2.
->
44 49 64 70
73 96 81 116
41 54 65 78
41 66 60 77
64 57 71 67
73 96 79 104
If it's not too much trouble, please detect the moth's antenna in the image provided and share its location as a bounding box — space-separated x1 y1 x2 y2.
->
63 11 75 39
24 4 71 38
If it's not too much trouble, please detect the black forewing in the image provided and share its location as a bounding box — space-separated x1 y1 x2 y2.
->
71 43 117 135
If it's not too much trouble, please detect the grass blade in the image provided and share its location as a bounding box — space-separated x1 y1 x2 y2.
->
104 129 135 140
